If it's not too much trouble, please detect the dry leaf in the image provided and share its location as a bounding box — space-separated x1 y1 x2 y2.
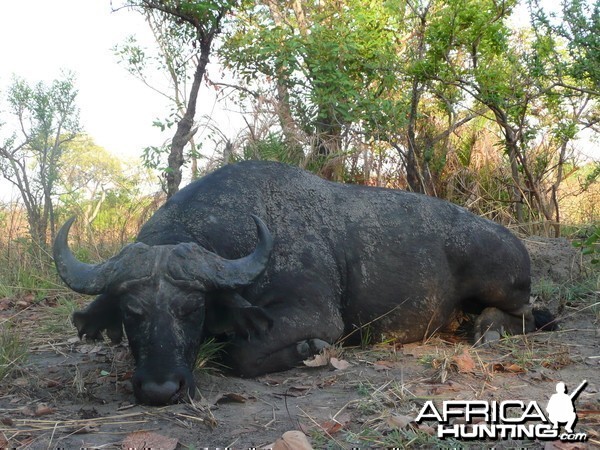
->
504 363 525 373
303 353 329 367
78 344 104 354
19 406 33 416
1 417 14 426
416 423 437 435
297 421 311 435
330 357 350 370
46 379 62 388
319 420 343 434
387 414 414 429
268 430 313 450
374 360 396 370
0 298 12 311
492 362 525 373
402 343 429 357
13 377 28 387
452 349 475 373
34 403 54 416
122 431 178 450
260 376 282 386
215 392 247 404
284 386 311 397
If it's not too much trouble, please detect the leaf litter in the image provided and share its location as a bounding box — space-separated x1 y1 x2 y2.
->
0 283 598 448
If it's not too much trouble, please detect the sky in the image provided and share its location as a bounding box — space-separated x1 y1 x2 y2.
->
0 0 236 163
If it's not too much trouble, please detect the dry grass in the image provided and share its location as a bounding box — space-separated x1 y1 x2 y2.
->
0 323 28 382
299 368 468 448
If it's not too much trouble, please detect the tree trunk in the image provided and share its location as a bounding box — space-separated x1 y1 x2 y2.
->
505 138 525 224
406 78 425 193
403 4 429 193
488 107 525 223
267 0 305 164
548 141 569 237
314 111 343 180
165 40 211 199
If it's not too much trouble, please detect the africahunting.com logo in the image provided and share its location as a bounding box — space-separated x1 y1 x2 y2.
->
415 380 588 442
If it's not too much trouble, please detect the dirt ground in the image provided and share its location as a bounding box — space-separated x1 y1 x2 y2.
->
0 238 598 449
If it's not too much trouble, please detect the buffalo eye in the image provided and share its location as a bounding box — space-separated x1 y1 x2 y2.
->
122 302 144 319
176 302 201 318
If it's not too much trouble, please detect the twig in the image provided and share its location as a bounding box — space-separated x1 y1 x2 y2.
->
46 422 58 450
263 406 277 429
116 404 137 411
173 412 206 423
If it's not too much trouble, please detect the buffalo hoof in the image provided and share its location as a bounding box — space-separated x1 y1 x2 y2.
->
474 306 537 345
296 338 330 358
477 330 502 345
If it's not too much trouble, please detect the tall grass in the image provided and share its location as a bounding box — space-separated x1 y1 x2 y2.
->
0 211 61 300
0 200 160 300
0 323 28 382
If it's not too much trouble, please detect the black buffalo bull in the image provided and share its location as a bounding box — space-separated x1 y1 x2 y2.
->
54 161 552 405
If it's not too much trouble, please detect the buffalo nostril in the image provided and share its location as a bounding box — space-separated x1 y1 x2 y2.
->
132 368 194 405
139 380 179 405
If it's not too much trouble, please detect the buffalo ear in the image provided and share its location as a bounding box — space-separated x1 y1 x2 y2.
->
231 305 273 340
72 294 123 344
205 291 273 339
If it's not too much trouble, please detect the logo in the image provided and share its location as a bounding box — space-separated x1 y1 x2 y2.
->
415 380 588 442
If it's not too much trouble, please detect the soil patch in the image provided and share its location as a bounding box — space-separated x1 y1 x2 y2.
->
1 302 598 449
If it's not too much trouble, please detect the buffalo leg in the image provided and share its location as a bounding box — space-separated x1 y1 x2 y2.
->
219 267 344 377
474 305 535 343
224 335 333 378
463 271 539 343
72 293 123 343
221 277 344 377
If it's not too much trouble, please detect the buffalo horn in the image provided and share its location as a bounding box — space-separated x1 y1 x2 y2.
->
209 215 274 289
174 215 274 290
53 217 111 295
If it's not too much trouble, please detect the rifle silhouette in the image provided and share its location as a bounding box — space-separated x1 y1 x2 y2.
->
569 380 587 401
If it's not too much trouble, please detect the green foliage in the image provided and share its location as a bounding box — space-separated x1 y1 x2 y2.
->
220 0 408 158
238 133 303 164
573 224 600 265
530 0 600 90
60 135 126 200
532 275 599 315
216 0 597 227
582 161 600 189
0 73 80 245
194 337 227 371
114 0 237 195
55 134 158 245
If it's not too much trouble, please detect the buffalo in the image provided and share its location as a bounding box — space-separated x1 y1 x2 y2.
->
54 161 552 405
